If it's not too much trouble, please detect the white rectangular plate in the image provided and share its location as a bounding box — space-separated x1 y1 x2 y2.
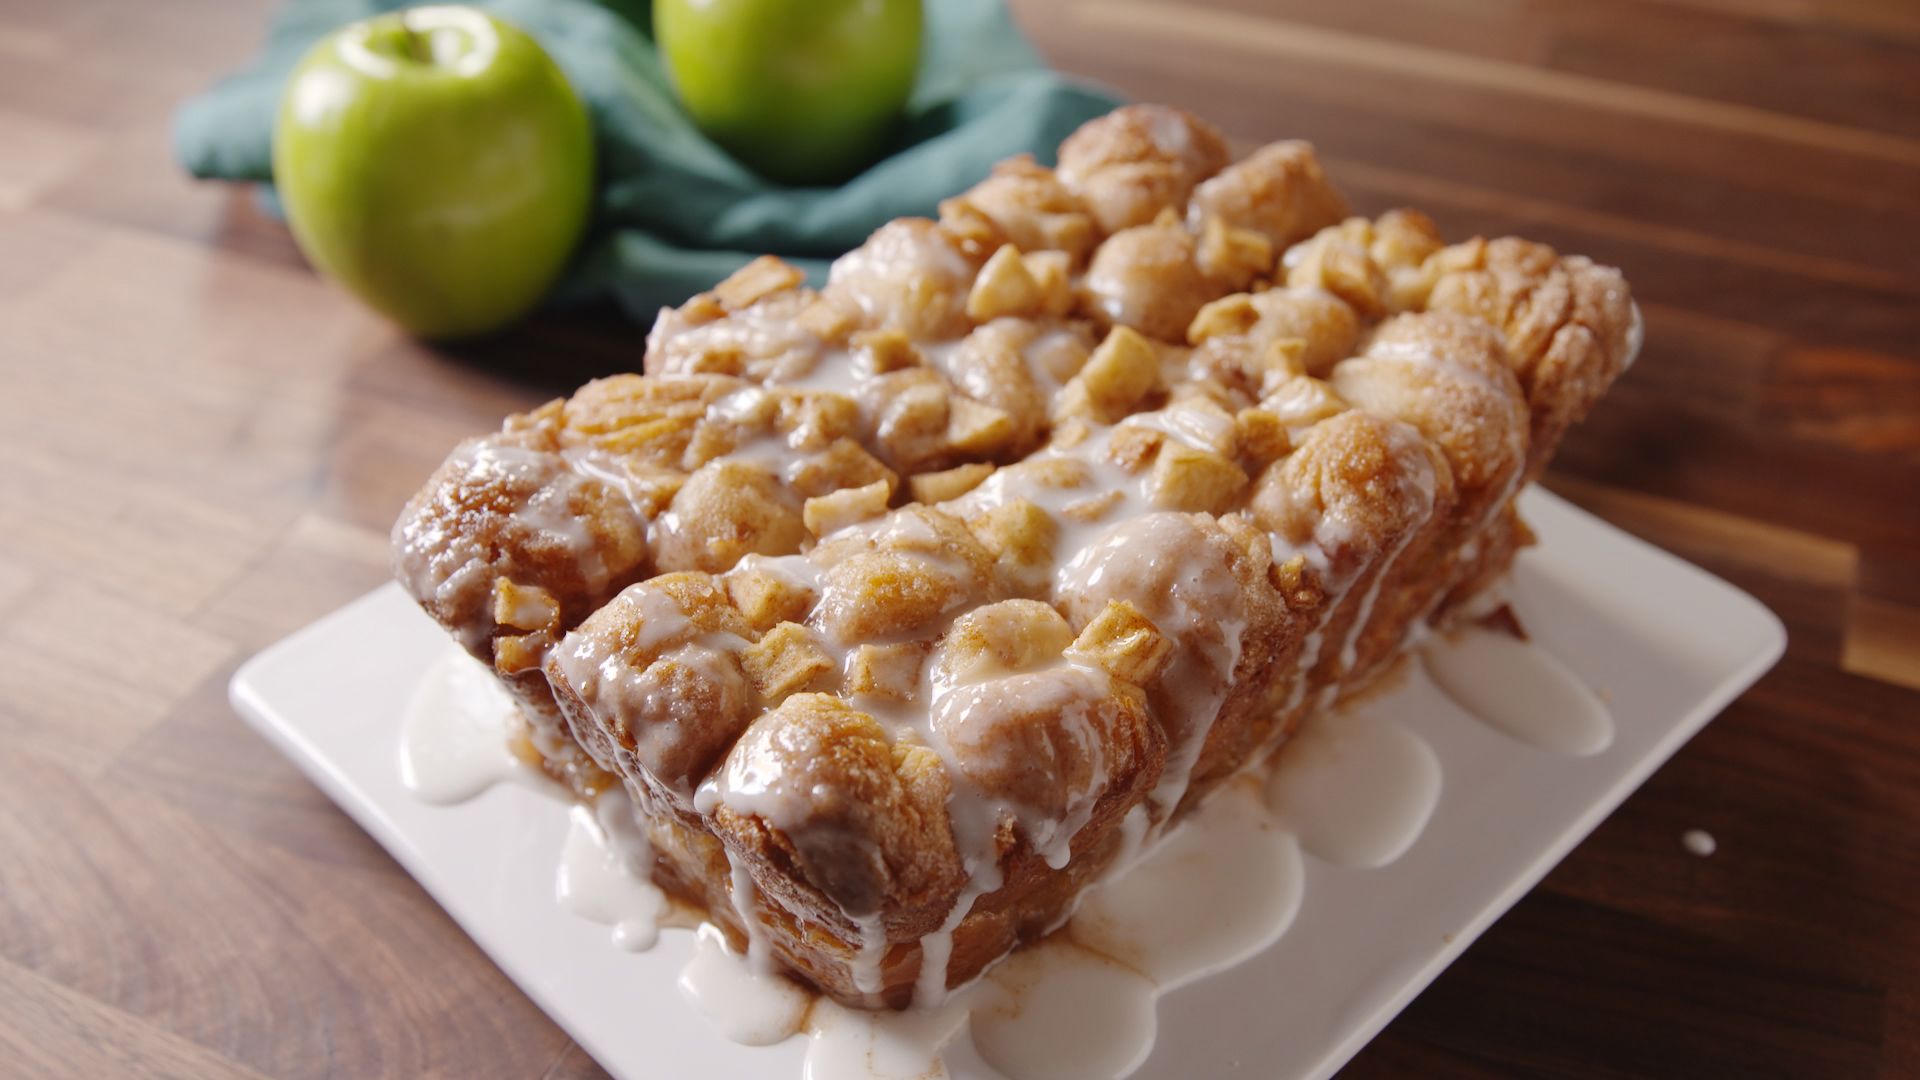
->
230 488 1784 1080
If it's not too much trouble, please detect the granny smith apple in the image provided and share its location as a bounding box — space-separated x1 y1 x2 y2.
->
273 6 593 339
657 0 922 186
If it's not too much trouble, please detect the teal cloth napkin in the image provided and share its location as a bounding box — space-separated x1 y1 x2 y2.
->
174 0 1120 319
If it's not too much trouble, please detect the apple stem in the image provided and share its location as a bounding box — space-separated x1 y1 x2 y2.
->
400 26 433 63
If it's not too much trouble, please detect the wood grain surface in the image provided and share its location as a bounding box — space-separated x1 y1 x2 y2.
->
1 0 1916 1076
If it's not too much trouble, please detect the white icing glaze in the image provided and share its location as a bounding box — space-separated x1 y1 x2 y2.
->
726 848 776 974
849 914 889 998
660 716 1436 1079
1273 538 1358 721
911 899 971 1008
1337 536 1412 675
555 787 669 951
1066 783 1306 986
905 796 1008 1008
1053 513 1249 820
772 349 862 395
397 647 532 803
400 625 1614 1079
804 998 970 1080
1682 829 1716 857
1104 804 1154 880
1422 627 1614 756
678 923 811 1046
952 442 1138 562
927 663 1117 871
971 782 1308 1080
1266 712 1442 868
1269 530 1334 580
971 945 1159 1080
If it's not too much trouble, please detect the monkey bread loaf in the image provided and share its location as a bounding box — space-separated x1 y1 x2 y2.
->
392 104 1639 1008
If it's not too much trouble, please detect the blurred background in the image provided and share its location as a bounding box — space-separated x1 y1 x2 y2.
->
0 1 1915 1077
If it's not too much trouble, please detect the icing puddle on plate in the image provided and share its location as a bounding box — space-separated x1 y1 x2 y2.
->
400 619 1610 1080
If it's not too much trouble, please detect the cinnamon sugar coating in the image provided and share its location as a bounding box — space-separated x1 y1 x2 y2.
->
392 104 1639 1008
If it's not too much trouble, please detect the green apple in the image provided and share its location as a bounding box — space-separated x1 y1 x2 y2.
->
273 6 593 339
657 0 922 186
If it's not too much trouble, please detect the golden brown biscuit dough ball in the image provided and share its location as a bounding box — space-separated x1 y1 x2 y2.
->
1188 286 1363 383
1189 140 1348 250
1422 237 1636 479
653 460 808 574
710 693 965 918
809 506 1003 645
939 155 1099 266
1249 409 1454 586
926 599 1164 848
392 434 650 657
1052 512 1259 755
1081 218 1230 343
545 573 757 804
823 219 983 342
940 319 1089 456
1058 104 1230 234
1329 312 1527 504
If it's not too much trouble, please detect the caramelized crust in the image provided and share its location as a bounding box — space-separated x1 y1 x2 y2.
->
392 104 1639 1009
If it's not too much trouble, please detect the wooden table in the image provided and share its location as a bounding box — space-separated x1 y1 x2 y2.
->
2 0 1915 1076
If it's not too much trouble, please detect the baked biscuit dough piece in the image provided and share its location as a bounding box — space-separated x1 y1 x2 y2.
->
1324 312 1530 675
1422 236 1637 480
692 590 1170 1004
709 692 966 932
1054 511 1295 817
393 406 653 797
938 155 1099 266
1057 104 1231 234
1189 140 1349 251
1080 214 1231 342
1252 408 1457 696
393 102 1645 1011
545 572 758 813
823 219 985 343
